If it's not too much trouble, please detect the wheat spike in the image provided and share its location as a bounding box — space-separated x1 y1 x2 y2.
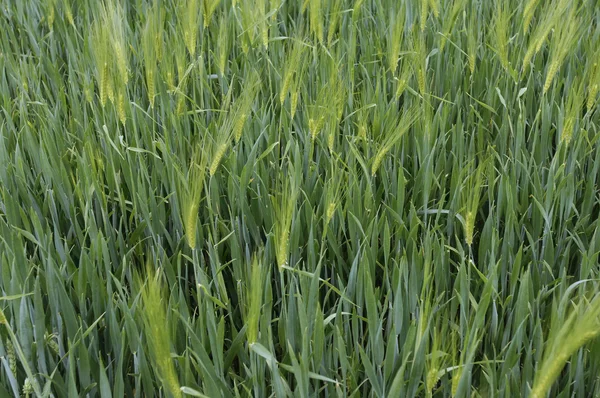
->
371 150 386 176
5 338 15 374
395 68 410 99
280 77 290 105
588 83 598 112
326 201 336 224
141 268 183 398
420 0 428 31
205 0 222 28
146 68 155 108
309 0 323 43
181 144 208 249
107 76 115 104
327 124 335 151
388 6 404 74
372 105 421 175
142 12 158 108
276 226 290 268
209 143 228 176
233 113 248 142
523 0 541 33
417 67 426 95
493 3 509 70
117 90 126 125
107 2 128 86
467 13 477 74
465 211 474 246
63 0 73 26
562 117 574 144
185 202 199 249
22 378 33 396
530 295 600 398
428 0 439 18
587 62 599 112
543 60 559 94
100 62 109 107
543 12 580 94
290 91 299 119
327 0 342 46
47 0 55 29
181 0 199 57
258 0 269 48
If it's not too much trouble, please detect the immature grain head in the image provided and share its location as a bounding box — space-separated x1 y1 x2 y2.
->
141 268 182 398
587 57 600 112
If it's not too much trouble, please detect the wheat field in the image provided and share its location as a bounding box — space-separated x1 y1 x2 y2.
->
1 0 600 397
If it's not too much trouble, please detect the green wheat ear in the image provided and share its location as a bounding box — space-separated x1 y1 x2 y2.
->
561 77 584 145
91 20 110 107
467 11 478 74
531 291 600 398
387 4 405 74
272 168 299 269
179 0 199 57
216 13 231 76
522 0 570 74
461 156 487 247
522 0 542 33
587 47 600 110
420 0 428 31
309 0 323 43
233 70 261 142
104 0 129 86
140 265 182 398
280 36 308 106
203 0 221 28
142 2 162 109
181 143 208 250
543 9 580 94
492 2 510 72
371 105 421 176
327 0 342 46
440 0 465 51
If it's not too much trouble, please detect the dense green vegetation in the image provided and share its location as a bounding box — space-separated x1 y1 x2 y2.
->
1 0 600 396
